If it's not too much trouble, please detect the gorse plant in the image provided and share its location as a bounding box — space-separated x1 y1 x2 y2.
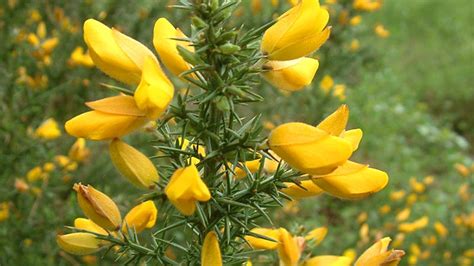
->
56 0 404 265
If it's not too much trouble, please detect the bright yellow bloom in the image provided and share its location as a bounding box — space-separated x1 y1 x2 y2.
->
350 39 360 52
398 216 429 233
122 201 157 234
277 228 303 266
390 190 406 201
0 202 9 222
304 226 328 245
234 159 261 179
423 175 434 185
333 84 346 101
374 24 390 38
396 208 411 222
245 228 280 250
65 95 148 140
262 0 330 61
320 74 334 94
201 231 222 266
135 56 174 120
179 137 206 165
34 118 61 140
83 19 157 85
353 0 382 11
153 18 193 77
281 180 324 199
409 177 425 193
69 46 94 67
263 58 319 91
73 183 122 231
350 15 362 26
454 163 470 177
69 138 90 162
313 161 388 199
359 223 369 242
343 249 357 263
434 221 448 238
57 233 101 255
27 166 44 182
109 139 160 189
268 122 353 175
379 204 391 214
304 255 352 266
165 165 211 215
74 218 108 235
357 212 368 224
355 237 405 266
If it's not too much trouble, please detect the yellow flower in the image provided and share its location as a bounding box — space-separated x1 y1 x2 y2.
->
409 177 425 193
109 139 160 189
277 228 303 266
56 233 101 255
165 165 211 215
374 24 390 38
73 183 122 231
355 237 405 266
357 212 368 224
68 138 90 162
268 122 353 175
65 95 148 140
263 58 319 91
398 216 429 233
134 56 174 120
153 18 193 77
350 39 360 52
83 19 158 85
179 137 206 165
69 46 94 67
313 161 389 199
455 163 470 177
34 118 61 140
234 159 261 179
201 231 222 266
74 218 108 236
15 178 29 192
304 227 328 245
349 15 362 26
333 84 346 101
434 221 448 238
122 201 158 234
304 255 352 266
390 190 406 201
353 0 382 12
396 208 411 222
319 74 334 94
379 204 391 214
43 162 56 172
245 227 280 250
359 223 369 241
261 0 330 61
280 180 324 199
423 175 434 185
343 248 357 263
27 166 44 182
0 202 9 222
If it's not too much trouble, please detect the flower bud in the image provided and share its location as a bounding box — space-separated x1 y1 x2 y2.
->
312 161 388 200
109 139 159 189
165 165 211 216
56 233 101 255
68 138 90 162
153 18 193 77
277 228 303 266
122 200 158 234
355 237 405 266
73 183 122 231
263 58 319 91
134 56 174 120
261 0 330 60
83 19 158 84
201 231 222 266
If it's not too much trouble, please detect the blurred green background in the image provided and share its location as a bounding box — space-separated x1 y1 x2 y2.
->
0 0 472 265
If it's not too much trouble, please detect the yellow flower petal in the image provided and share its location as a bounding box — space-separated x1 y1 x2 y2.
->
68 138 90 162
355 237 405 266
278 228 301 266
73 183 122 231
153 18 193 77
269 122 353 175
57 233 101 255
316 105 349 136
109 139 160 189
263 57 319 91
341 129 363 151
304 255 352 266
85 95 146 117
201 231 222 266
34 118 61 140
65 110 147 140
74 218 108 235
262 0 330 60
312 161 388 199
122 201 158 234
245 228 280 250
304 227 328 245
281 180 323 199
134 56 174 120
